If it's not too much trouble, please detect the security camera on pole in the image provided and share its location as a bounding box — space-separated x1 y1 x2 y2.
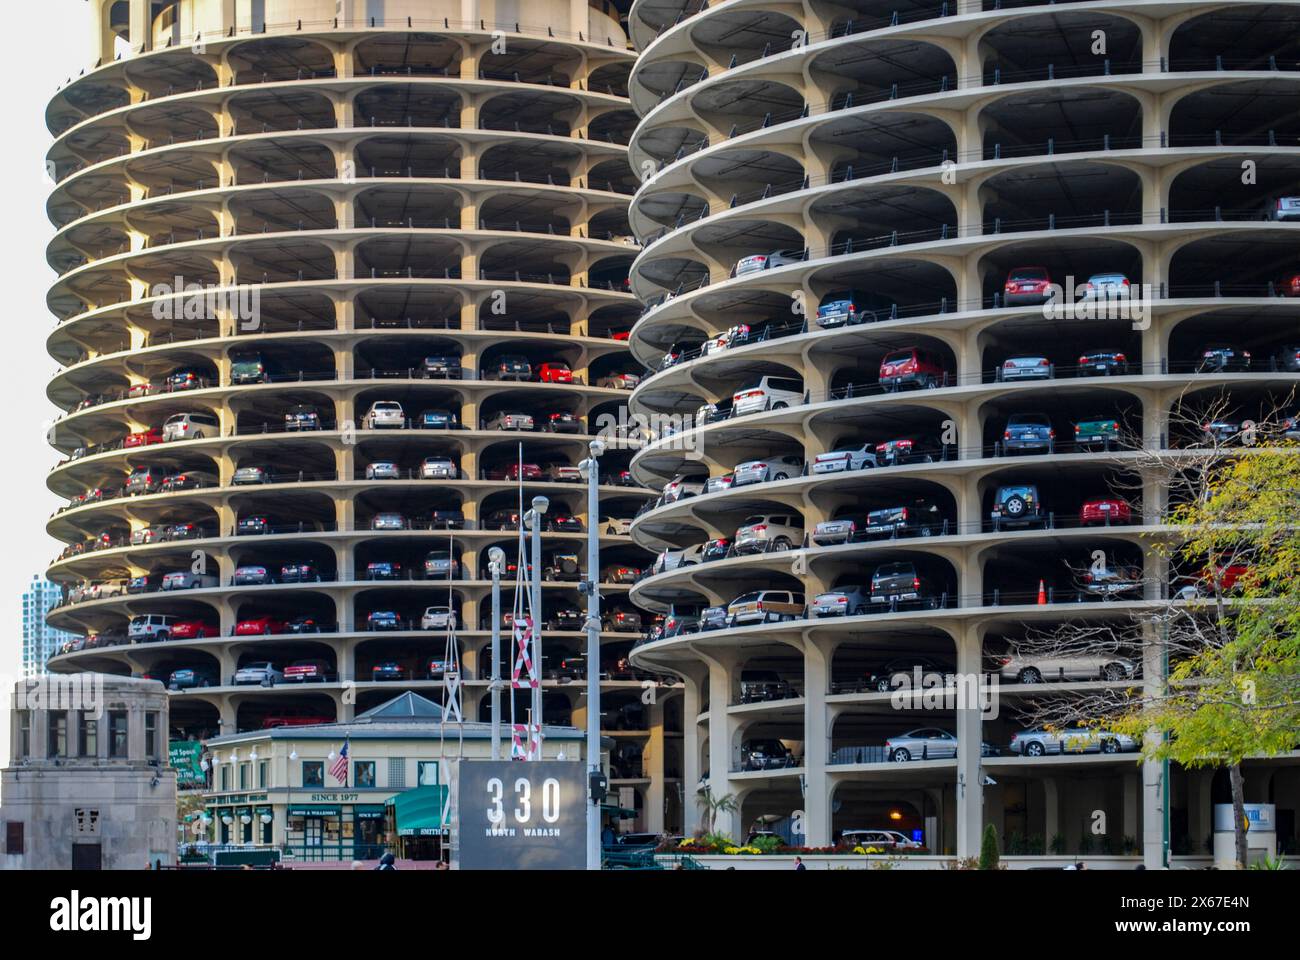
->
579 438 606 870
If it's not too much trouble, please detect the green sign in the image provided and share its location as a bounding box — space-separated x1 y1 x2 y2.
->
169 740 206 789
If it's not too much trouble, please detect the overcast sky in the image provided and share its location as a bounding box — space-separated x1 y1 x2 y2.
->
0 0 93 764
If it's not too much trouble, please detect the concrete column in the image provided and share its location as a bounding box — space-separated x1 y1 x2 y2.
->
646 698 666 833
681 676 702 835
706 653 740 838
129 0 151 55
954 625 984 858
1142 617 1167 868
802 639 831 847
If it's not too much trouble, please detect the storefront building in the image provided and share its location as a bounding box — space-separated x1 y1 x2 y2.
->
200 692 586 862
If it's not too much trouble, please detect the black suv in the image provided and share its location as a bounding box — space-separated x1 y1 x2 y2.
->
422 354 462 379
866 500 942 537
741 739 797 771
869 562 935 606
490 355 532 381
739 670 795 703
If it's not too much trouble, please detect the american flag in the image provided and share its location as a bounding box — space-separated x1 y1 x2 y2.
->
329 739 349 785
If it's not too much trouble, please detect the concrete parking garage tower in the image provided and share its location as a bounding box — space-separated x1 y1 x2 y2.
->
624 0 1300 859
45 1 686 834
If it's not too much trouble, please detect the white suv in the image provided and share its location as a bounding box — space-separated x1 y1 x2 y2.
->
128 614 176 642
662 472 706 503
734 513 804 554
732 376 803 417
363 401 405 429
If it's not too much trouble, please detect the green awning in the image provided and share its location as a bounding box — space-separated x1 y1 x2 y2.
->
388 786 448 836
601 803 636 819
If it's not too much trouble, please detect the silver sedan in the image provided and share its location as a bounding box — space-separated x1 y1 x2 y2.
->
1008 727 1138 757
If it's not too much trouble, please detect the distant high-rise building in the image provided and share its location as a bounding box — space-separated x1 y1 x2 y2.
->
21 576 73 677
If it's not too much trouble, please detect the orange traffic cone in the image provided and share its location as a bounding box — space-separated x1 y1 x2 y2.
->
1037 580 1047 605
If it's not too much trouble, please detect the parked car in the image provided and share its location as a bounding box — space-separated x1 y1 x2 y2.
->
990 484 1048 530
1277 268 1300 297
875 436 942 465
1077 350 1128 376
603 607 643 633
813 443 877 473
421 355 462 379
362 401 405 429
125 465 173 496
732 455 803 486
420 456 458 479
371 661 407 681
162 470 215 491
366 560 404 580
129 614 176 642
879 347 947 391
1008 727 1138 757
1080 562 1144 598
419 409 460 429
997 356 1054 381
699 605 729 631
994 653 1137 684
485 410 535 431
1003 266 1053 305
810 585 871 617
1199 417 1242 445
869 562 935 606
547 607 584 631
283 404 322 431
734 514 803 554
366 461 401 480
816 289 883 327
420 606 457 630
235 616 288 636
728 590 805 625
162 571 218 590
542 411 582 434
597 372 640 390
863 657 955 694
705 473 735 495
1265 196 1300 221
732 249 804 276
602 516 633 536
701 538 731 561
662 610 700 638
232 465 271 485
602 564 641 584
124 427 163 448
886 728 996 761
1080 272 1131 299
1074 414 1122 449
739 670 794 703
283 659 333 683
1269 345 1300 373
485 462 542 481
537 361 574 383
423 551 459 579
544 463 582 483
165 368 205 391
233 565 271 586
840 829 923 850
866 500 942 538
543 553 581 581
741 739 797 770
812 513 869 546
732 376 803 416
489 355 533 381
662 473 706 503
168 668 217 690
237 515 272 535
545 514 583 533
653 544 704 574
286 616 326 634
233 662 283 687
230 353 270 384
367 611 402 631
170 619 216 640
427 509 464 531
1080 497 1133 526
371 512 407 530
1197 343 1251 372
1002 413 1055 454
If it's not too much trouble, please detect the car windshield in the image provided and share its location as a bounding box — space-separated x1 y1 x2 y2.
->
1011 414 1050 426
874 563 912 577
999 486 1035 499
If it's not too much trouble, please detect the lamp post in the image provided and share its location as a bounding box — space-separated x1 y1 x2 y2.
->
579 438 605 870
523 496 548 753
488 546 506 760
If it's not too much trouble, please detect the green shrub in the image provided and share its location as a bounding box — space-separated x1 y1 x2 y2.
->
978 824 1000 870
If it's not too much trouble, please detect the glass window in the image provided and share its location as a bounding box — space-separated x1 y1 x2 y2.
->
388 757 406 789
417 761 439 786
302 761 324 787
108 711 128 758
17 711 30 758
78 713 97 757
48 712 68 758
144 712 159 759
258 761 268 789
220 766 230 791
353 761 376 788
239 763 249 790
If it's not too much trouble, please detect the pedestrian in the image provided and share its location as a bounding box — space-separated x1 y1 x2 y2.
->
794 856 806 871
375 852 397 871
601 824 615 847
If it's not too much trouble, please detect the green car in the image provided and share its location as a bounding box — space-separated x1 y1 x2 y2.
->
1073 415 1122 449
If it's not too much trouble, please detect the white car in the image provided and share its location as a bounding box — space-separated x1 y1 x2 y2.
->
733 249 804 276
652 543 705 574
840 829 922 851
732 455 803 486
602 516 632 535
813 444 878 473
420 457 457 479
734 513 804 554
662 473 706 503
420 606 457 630
233 662 284 687
732 376 803 417
371 512 407 531
363 401 405 429
995 653 1137 684
365 461 400 480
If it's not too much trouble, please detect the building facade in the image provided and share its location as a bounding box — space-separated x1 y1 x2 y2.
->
622 0 1300 861
22 576 77 678
44 2 685 834
2 674 177 870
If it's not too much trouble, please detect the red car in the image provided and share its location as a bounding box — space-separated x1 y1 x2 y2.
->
537 362 574 383
1003 266 1054 305
485 463 542 481
127 382 154 398
1080 498 1133 526
879 347 947 391
610 330 631 341
124 428 164 448
1277 270 1300 297
235 615 288 636
171 619 218 640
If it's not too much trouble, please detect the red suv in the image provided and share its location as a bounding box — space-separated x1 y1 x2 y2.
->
537 362 574 383
879 348 947 391
1080 498 1133 526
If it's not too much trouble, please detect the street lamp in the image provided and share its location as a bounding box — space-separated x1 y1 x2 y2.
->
488 545 507 760
523 496 549 752
578 437 605 870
